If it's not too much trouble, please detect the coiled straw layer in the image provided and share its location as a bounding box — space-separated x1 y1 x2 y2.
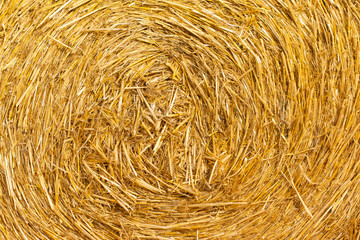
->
0 0 360 239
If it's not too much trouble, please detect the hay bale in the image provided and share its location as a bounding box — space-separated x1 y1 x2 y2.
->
0 0 359 239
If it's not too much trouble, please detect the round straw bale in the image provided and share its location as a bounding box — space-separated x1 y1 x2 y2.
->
0 0 360 239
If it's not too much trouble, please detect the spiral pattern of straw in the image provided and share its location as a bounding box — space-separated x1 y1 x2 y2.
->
0 0 360 239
